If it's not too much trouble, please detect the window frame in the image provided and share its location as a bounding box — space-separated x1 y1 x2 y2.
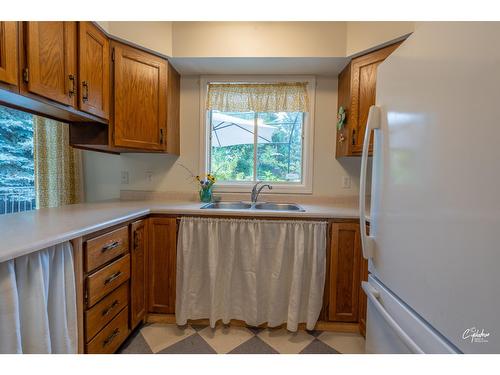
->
199 75 316 194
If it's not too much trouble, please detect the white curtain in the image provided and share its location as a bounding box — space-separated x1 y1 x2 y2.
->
0 242 77 354
176 217 327 331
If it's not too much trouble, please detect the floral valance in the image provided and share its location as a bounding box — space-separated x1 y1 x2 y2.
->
206 82 309 113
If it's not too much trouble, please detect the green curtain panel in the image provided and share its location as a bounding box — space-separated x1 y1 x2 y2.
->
33 116 82 208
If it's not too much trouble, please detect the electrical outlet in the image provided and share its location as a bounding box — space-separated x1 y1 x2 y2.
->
342 176 352 189
120 171 129 185
145 171 153 183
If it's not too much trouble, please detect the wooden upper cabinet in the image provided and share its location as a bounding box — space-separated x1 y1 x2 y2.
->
148 217 177 314
112 41 167 151
328 222 361 322
0 22 19 87
130 219 147 329
336 41 402 158
78 22 110 120
23 22 77 107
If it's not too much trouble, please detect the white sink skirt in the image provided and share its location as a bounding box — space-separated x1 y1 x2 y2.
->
176 217 327 331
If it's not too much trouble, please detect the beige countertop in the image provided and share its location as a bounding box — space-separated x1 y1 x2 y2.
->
0 199 367 263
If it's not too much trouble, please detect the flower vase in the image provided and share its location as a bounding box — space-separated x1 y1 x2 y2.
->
199 187 213 203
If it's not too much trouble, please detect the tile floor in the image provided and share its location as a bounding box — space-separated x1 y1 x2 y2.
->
118 323 366 354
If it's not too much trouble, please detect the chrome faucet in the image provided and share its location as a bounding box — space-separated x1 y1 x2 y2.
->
251 182 272 203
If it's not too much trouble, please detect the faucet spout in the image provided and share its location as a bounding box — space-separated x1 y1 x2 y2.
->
251 182 272 203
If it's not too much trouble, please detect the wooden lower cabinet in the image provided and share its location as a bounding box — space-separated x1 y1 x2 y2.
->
86 307 129 354
130 219 148 329
74 215 368 353
80 224 131 354
148 217 177 314
328 222 363 323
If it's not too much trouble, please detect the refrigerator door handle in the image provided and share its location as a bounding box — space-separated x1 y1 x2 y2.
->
359 105 379 259
362 281 425 354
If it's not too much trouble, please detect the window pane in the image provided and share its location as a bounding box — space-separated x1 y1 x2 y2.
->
210 110 255 181
257 112 303 182
0 105 36 214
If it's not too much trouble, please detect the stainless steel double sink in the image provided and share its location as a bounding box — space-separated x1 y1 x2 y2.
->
201 201 305 212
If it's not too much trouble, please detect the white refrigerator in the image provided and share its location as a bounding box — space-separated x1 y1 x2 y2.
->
359 22 500 354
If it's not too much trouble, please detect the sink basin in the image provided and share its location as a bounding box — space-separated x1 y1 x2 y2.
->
200 201 305 212
253 203 305 212
201 202 252 210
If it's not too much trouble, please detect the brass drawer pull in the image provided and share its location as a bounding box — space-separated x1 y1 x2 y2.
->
101 300 120 317
101 241 120 253
102 328 120 347
104 271 122 285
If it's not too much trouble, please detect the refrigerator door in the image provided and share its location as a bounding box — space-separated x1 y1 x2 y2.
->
364 275 458 354
367 22 500 353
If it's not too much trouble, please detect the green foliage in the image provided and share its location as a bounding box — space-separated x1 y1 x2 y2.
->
211 111 303 183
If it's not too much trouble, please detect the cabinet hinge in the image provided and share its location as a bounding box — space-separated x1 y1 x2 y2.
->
111 48 115 62
84 288 88 306
352 129 356 146
22 68 29 83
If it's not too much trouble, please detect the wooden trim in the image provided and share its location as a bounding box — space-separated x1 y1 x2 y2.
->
71 237 85 354
146 314 360 334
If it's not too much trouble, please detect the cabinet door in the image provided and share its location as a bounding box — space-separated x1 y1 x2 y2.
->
148 217 177 314
350 42 401 154
24 22 77 106
130 219 147 329
78 22 110 120
328 222 361 322
0 22 19 86
112 42 167 150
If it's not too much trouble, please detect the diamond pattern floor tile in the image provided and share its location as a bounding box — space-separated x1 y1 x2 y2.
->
228 336 278 354
300 339 340 354
140 323 196 353
198 325 254 354
317 332 366 354
120 323 356 354
158 333 217 354
119 328 153 354
257 328 315 354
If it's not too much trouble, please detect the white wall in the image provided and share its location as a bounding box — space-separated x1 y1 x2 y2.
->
98 21 173 56
346 22 414 56
96 21 413 58
83 75 365 202
172 22 346 57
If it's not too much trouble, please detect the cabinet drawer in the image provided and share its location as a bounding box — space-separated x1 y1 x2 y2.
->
85 283 129 342
85 226 129 273
86 307 129 354
87 254 130 307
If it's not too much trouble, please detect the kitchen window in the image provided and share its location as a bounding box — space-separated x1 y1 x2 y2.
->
200 77 315 193
0 105 83 214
